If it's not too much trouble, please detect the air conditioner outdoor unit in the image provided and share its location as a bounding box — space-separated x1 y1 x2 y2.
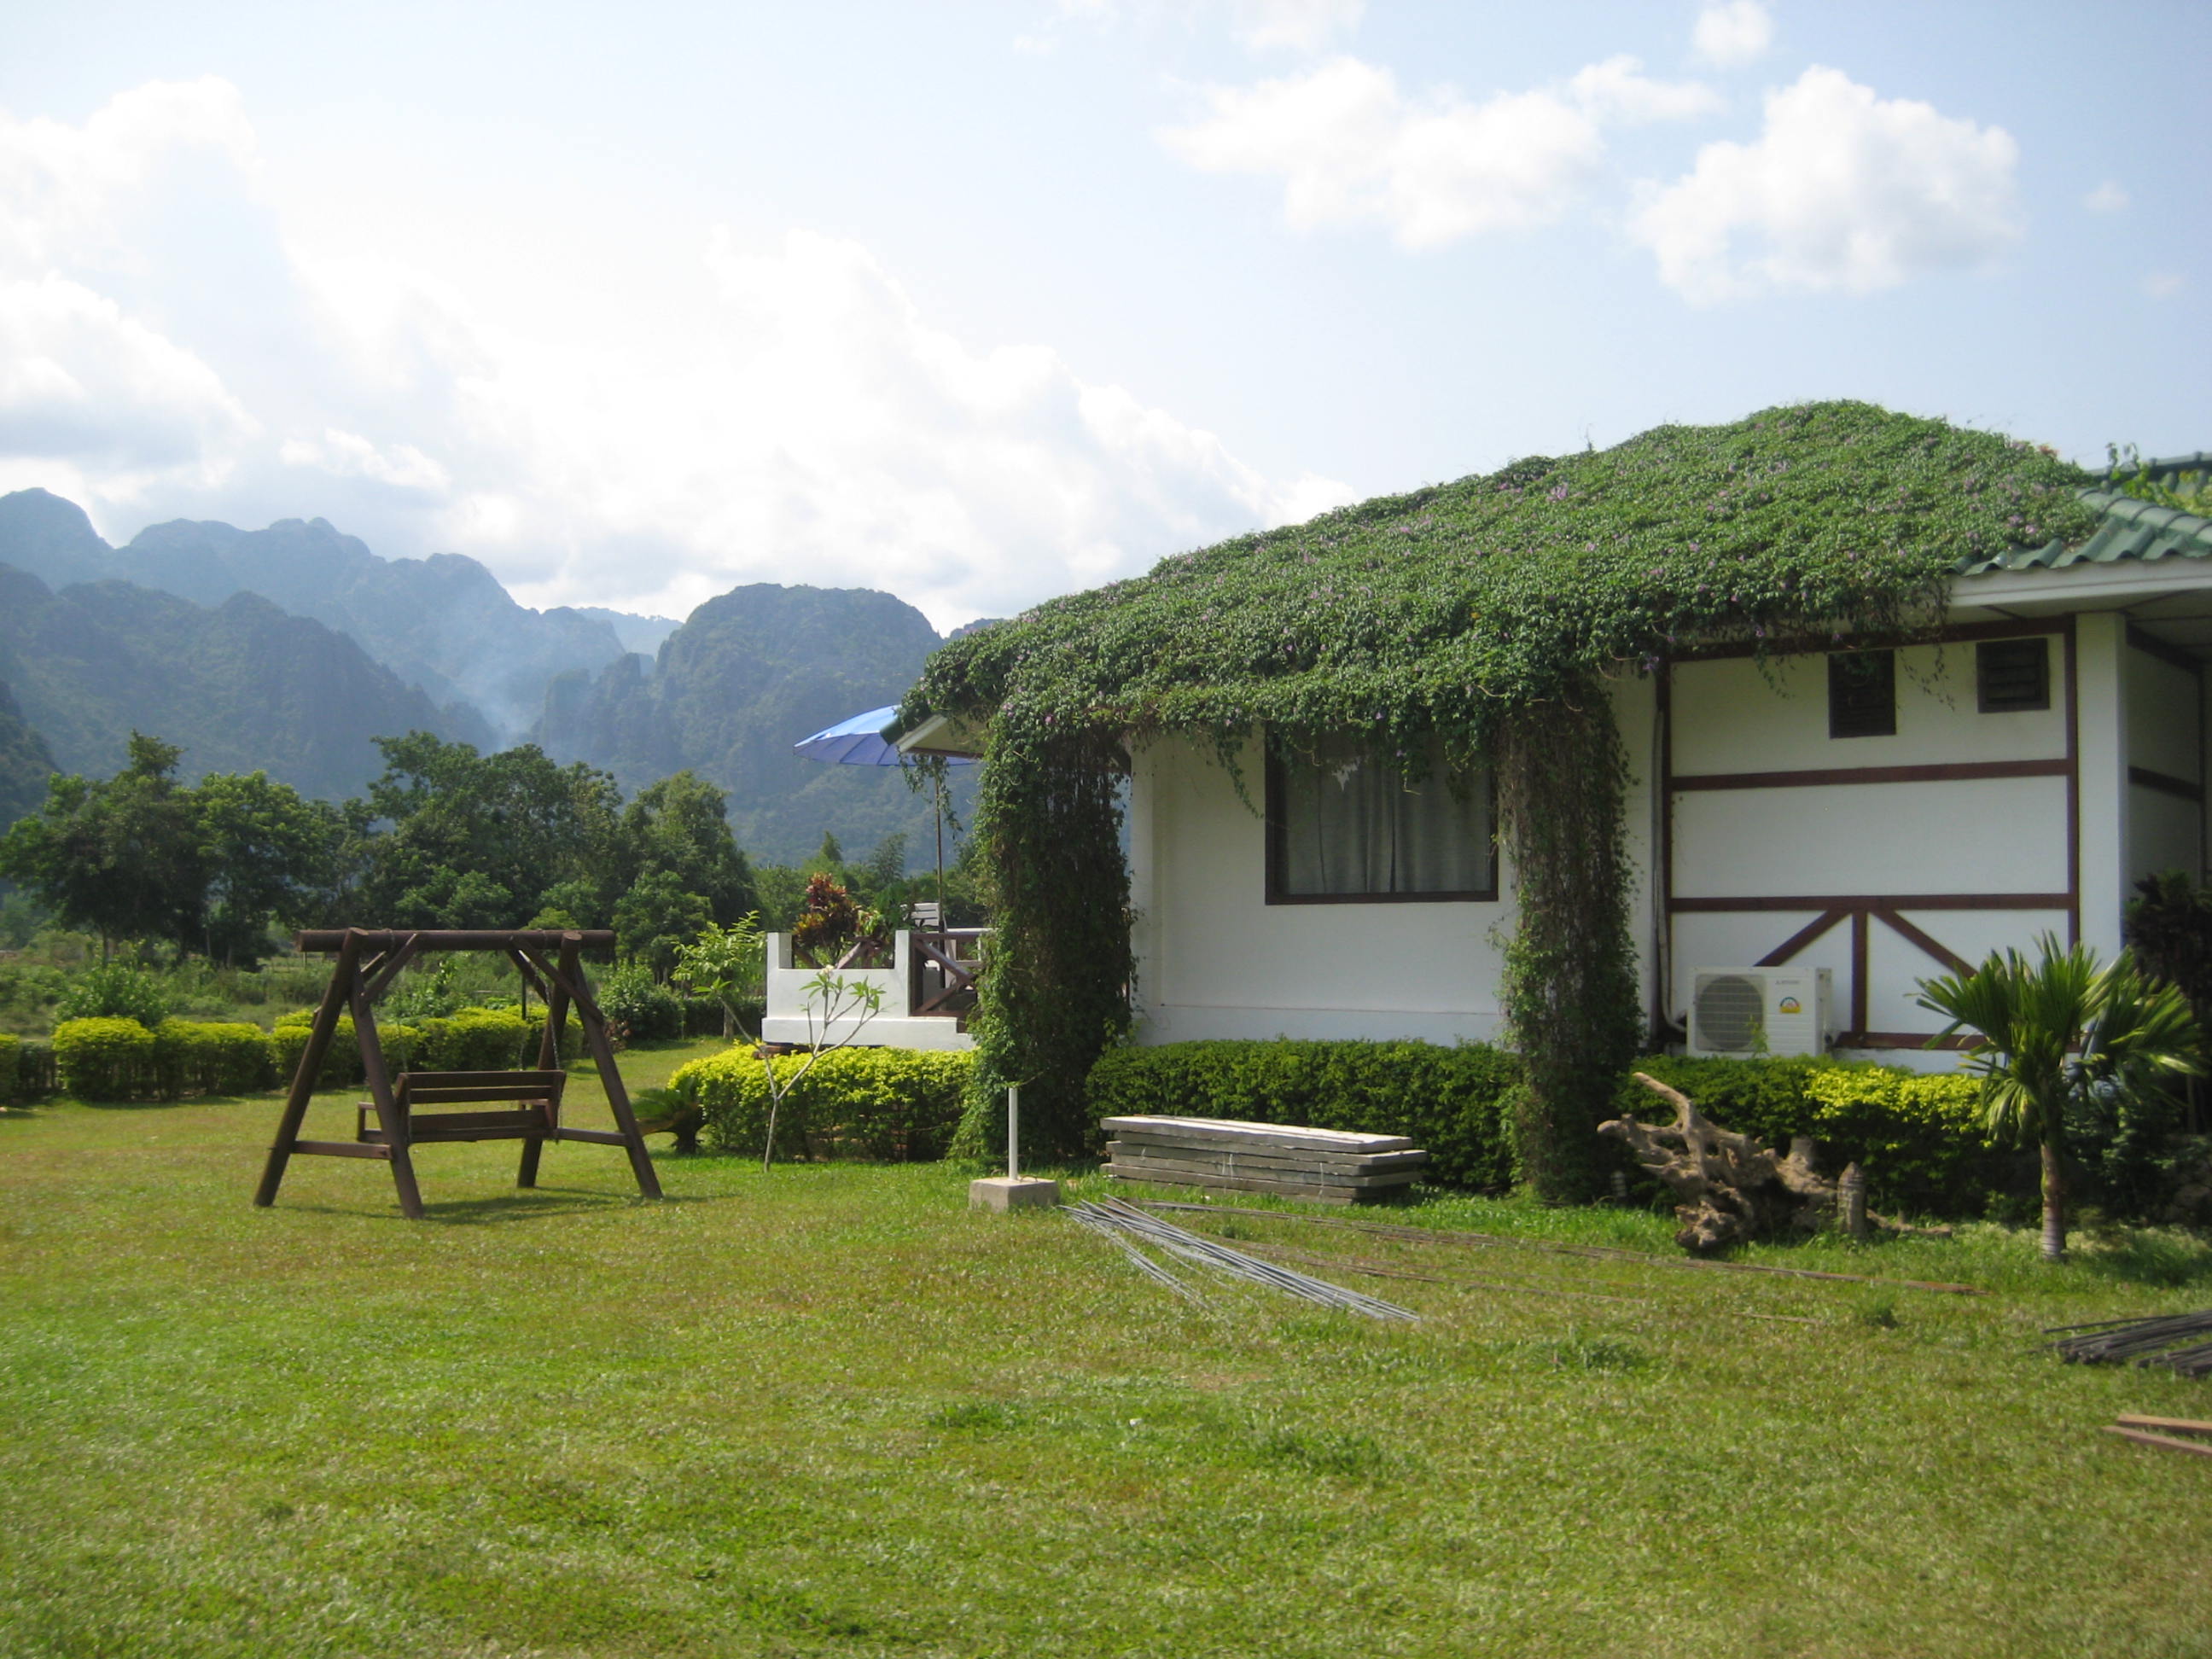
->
1687 967 1832 1058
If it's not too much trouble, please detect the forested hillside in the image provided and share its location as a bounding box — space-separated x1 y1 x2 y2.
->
0 490 625 740
0 683 56 828
537 584 973 866
0 564 469 800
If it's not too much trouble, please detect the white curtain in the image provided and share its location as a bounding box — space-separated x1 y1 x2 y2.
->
1278 736 1493 897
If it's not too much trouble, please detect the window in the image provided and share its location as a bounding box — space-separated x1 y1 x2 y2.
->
1976 637 2050 713
1827 649 1895 739
1266 736 1496 903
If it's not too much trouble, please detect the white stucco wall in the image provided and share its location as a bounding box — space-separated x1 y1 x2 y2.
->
2124 638 2203 884
1126 675 1657 1046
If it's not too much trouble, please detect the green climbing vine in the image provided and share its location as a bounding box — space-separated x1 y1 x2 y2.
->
901 402 2099 1185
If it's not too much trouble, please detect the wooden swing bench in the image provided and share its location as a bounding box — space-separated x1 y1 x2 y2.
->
254 928 662 1220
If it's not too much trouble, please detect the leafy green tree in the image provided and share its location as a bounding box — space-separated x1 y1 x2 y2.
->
672 916 765 1038
359 734 623 928
0 733 206 957
617 771 758 923
1917 936 2203 1261
194 771 343 964
613 870 713 978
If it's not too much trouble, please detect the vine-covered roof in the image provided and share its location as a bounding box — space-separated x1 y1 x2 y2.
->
903 400 2104 753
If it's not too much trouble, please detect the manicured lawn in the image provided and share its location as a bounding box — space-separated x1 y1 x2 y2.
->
3 1041 2210 1656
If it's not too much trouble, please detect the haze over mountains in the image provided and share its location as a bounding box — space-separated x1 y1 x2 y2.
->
0 488 981 867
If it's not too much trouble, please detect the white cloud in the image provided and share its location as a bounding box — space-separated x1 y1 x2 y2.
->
2083 181 2128 214
1630 67 2022 302
281 428 450 492
1045 0 1362 53
1692 2 1773 69
0 79 1350 629
2145 270 2185 300
0 80 264 509
1569 55 1724 125
1163 55 1714 248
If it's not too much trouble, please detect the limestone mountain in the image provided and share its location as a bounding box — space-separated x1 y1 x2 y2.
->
0 563 469 800
0 490 629 741
0 679 57 828
536 584 971 867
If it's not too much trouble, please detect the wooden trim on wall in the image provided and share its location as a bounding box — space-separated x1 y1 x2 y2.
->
2064 617 2081 946
1872 908 1973 976
2128 624 2204 678
1838 1031 1970 1052
1676 615 2070 663
1672 757 2070 793
2132 765 2205 804
1670 892 2074 914
1849 910 1871 1033
1755 908 1848 967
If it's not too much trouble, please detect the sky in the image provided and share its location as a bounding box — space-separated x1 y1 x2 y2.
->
0 0 2205 632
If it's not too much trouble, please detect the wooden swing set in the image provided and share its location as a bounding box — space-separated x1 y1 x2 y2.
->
253 928 662 1220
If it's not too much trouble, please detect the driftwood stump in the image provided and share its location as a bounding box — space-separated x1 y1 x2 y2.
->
1599 1073 1840 1254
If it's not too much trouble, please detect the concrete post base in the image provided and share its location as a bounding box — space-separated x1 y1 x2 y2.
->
969 1176 1062 1212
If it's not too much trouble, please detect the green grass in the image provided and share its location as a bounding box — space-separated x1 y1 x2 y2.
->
4 1045 2211 1656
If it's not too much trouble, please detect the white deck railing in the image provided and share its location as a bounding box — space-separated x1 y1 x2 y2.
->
760 928 983 1051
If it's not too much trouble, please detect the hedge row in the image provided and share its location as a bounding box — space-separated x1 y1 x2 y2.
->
1084 1039 1524 1190
674 1047 972 1164
50 1005 579 1102
1089 1040 2031 1217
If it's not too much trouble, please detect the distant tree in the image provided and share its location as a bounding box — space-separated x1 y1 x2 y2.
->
672 915 765 1038
613 870 713 979
618 771 758 923
195 771 342 964
0 733 206 958
358 734 623 928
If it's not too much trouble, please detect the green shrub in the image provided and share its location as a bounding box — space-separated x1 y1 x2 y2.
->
1615 1055 2021 1216
151 1020 277 1098
0 1032 19 1103
412 1007 533 1072
599 964 684 1042
269 1015 419 1089
678 1047 973 1163
57 963 169 1028
1085 1039 1524 1190
54 1017 158 1100
17 1039 55 1099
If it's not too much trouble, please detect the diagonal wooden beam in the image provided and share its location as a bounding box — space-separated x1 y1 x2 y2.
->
1755 908 1850 968
1872 908 1972 976
360 934 424 1004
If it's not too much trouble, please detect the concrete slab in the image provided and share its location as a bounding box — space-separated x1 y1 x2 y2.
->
969 1175 1062 1212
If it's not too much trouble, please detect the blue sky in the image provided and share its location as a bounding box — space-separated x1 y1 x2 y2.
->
1 0 2203 630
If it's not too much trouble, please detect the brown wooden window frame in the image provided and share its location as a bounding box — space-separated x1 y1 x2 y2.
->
1976 636 2052 713
1827 649 1897 740
1263 744 1501 906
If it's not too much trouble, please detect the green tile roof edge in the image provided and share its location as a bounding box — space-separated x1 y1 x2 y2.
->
1953 485 2212 577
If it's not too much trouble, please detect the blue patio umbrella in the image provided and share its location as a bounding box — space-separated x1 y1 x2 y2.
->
793 705 975 919
791 706 976 768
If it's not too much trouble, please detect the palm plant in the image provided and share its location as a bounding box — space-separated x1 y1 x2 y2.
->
1916 935 2202 1261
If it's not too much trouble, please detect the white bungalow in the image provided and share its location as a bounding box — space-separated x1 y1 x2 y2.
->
899 456 2211 1071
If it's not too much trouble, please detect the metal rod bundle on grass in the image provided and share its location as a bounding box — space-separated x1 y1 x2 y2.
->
1067 1196 1420 1322
2048 1310 2212 1377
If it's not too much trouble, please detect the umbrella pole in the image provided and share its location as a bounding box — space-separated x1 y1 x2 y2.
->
934 773 946 924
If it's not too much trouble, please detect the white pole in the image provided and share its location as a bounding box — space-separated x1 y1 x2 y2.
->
1007 1083 1020 1181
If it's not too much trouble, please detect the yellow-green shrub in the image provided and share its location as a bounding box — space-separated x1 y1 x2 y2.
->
269 1014 418 1089
676 1047 972 1163
411 1007 533 1072
152 1020 278 1097
54 1017 158 1101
